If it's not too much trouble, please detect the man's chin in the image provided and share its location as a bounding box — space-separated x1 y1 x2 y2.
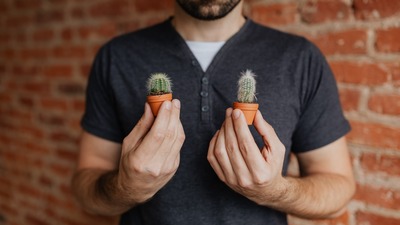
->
176 0 241 21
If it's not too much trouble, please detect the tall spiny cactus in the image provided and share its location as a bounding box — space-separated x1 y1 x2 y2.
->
147 73 172 95
237 70 257 103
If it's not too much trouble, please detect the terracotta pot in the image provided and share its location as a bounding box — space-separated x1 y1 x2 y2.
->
233 102 259 125
147 93 173 116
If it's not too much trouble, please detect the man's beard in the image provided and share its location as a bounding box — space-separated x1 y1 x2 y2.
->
176 0 242 21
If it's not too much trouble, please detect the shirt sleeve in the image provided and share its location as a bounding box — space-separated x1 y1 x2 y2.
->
291 42 351 153
81 44 124 143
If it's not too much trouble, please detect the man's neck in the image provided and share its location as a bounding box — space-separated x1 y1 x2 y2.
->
171 1 246 42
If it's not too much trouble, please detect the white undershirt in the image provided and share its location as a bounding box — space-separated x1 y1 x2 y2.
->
186 41 226 72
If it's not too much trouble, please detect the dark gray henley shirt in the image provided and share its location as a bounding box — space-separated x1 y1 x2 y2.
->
82 18 350 225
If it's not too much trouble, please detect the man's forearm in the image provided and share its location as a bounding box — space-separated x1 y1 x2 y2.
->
71 168 136 216
261 174 355 219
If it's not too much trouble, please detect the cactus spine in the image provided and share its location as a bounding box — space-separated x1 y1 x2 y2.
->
237 70 257 103
147 73 172 95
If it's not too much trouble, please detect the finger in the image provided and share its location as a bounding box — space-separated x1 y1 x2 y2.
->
122 103 155 154
145 99 183 170
158 99 183 161
162 114 185 171
223 108 251 183
231 109 266 174
138 100 173 157
151 100 173 132
253 111 286 163
253 110 281 149
161 99 182 149
207 130 226 182
214 124 236 184
160 147 181 178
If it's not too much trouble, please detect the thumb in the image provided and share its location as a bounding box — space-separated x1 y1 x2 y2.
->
122 103 155 154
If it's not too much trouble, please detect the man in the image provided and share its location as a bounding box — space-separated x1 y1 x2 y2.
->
72 0 355 224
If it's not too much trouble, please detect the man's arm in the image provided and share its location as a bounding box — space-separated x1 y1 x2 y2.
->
283 137 355 218
71 101 185 216
71 132 130 215
267 138 355 218
207 108 355 219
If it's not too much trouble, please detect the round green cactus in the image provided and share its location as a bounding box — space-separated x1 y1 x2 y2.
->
147 73 172 95
237 70 257 103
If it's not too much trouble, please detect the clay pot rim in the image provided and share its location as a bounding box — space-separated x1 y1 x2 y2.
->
147 93 173 103
233 102 259 110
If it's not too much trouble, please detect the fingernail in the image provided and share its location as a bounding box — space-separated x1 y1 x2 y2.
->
164 101 171 110
233 110 241 119
226 108 232 117
173 99 181 109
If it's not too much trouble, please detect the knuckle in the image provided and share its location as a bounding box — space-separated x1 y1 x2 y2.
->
177 132 186 143
165 128 176 139
253 174 268 185
173 156 180 169
131 163 145 174
207 152 216 163
151 130 166 142
238 139 252 153
165 163 178 174
146 168 162 178
225 141 236 153
238 179 251 189
271 141 285 153
149 171 161 178
226 177 237 186
131 163 161 178
214 148 225 159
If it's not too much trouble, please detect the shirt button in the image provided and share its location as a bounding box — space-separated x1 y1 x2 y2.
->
202 77 209 84
200 91 208 97
191 60 197 66
201 106 209 112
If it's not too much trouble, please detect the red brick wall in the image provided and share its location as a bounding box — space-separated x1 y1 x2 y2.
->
0 0 399 225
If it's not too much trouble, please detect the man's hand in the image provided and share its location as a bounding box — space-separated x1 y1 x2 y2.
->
207 108 355 219
207 108 287 204
118 99 186 204
71 99 185 216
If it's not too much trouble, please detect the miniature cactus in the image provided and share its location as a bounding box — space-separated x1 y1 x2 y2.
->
147 73 172 96
237 70 257 103
233 70 259 125
146 73 173 116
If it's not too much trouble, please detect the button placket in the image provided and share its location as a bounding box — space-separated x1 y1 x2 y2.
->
201 76 210 121
200 91 208 97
